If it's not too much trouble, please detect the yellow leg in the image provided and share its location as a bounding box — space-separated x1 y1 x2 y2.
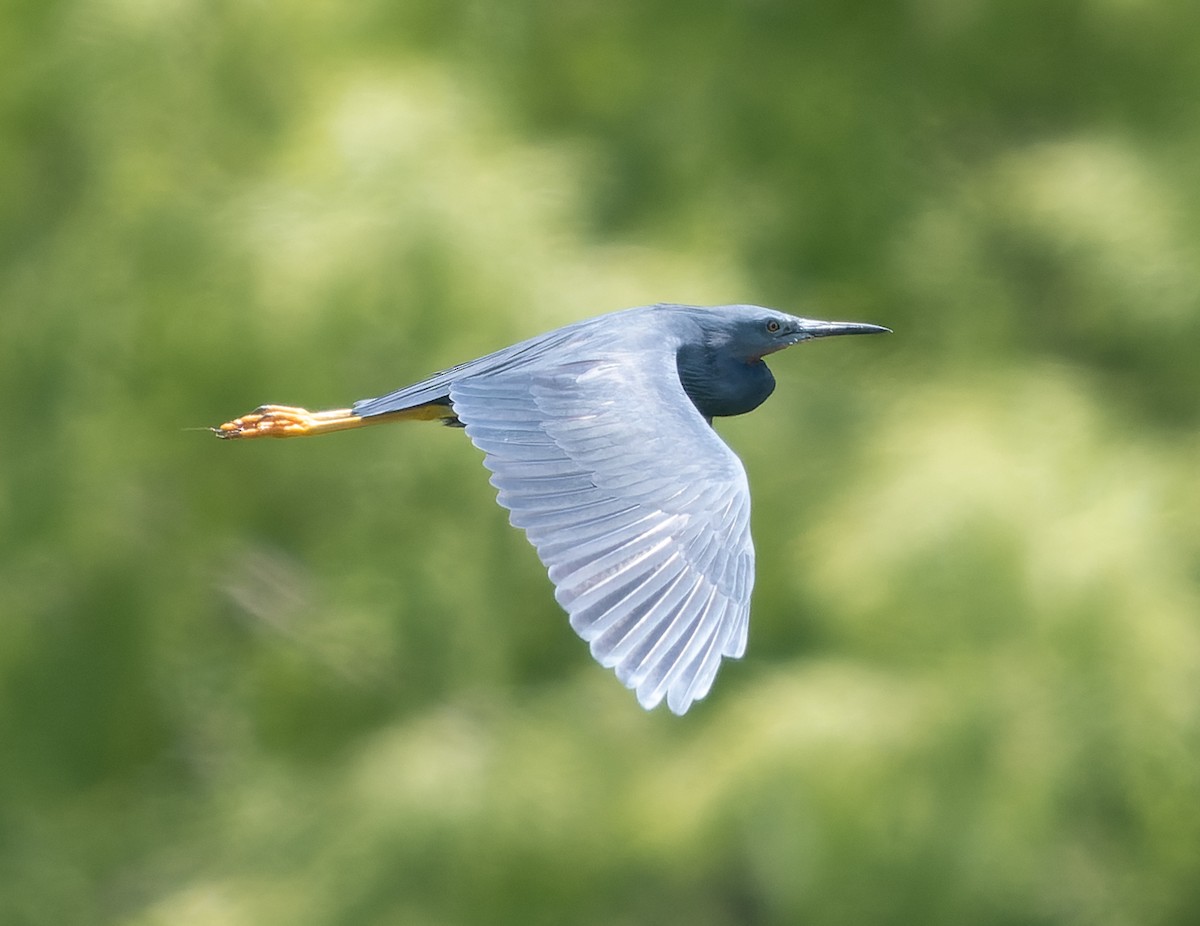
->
212 403 455 439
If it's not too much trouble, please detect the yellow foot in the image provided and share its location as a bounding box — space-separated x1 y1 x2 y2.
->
212 405 362 439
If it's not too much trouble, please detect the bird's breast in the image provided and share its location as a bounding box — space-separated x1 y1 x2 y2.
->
676 345 776 420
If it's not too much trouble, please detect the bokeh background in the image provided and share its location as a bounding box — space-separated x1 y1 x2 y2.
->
3 2 1199 924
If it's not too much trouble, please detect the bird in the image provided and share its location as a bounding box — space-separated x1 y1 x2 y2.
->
214 303 889 714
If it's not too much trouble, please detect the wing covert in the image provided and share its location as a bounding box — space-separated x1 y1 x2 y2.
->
449 351 754 714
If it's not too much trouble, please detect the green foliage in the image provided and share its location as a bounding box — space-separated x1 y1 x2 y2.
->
2 2 1198 924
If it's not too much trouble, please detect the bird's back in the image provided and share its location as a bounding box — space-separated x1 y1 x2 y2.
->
352 305 686 418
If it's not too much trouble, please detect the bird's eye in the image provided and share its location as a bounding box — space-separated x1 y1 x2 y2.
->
766 320 781 333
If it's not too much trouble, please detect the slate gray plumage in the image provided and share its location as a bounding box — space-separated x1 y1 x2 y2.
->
350 304 888 713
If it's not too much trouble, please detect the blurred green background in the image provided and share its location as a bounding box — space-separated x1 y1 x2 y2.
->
3 1 1199 924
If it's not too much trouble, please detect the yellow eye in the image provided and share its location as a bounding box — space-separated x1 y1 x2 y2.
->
766 320 781 333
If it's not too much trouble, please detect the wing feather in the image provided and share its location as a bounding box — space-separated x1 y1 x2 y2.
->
449 350 754 714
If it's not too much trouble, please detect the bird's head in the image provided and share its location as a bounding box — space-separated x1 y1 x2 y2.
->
709 305 890 362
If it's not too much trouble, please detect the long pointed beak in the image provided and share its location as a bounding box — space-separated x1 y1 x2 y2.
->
799 319 891 339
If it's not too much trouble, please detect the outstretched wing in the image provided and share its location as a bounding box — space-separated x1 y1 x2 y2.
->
449 351 754 714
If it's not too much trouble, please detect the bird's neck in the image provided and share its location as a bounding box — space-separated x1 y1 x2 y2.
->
676 343 776 421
